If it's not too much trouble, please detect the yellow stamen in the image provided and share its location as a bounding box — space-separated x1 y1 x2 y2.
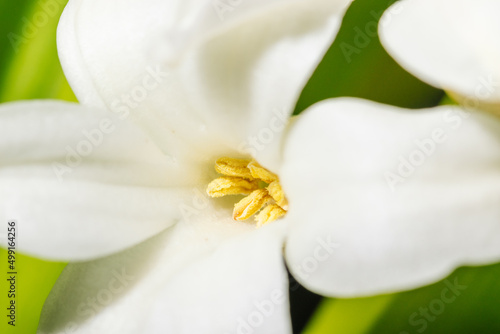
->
207 157 288 226
206 176 259 198
233 189 271 221
215 157 253 179
248 161 278 183
256 204 287 227
266 181 289 210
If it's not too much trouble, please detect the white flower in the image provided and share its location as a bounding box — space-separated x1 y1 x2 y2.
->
2 0 498 333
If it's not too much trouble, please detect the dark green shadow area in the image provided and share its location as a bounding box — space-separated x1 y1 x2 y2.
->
0 1 35 93
0 0 75 102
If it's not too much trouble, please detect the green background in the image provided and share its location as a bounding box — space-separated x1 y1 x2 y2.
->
0 0 499 333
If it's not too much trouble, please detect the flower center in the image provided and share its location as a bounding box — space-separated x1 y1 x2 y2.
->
206 157 288 227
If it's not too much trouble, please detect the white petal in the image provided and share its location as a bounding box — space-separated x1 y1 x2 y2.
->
0 101 195 261
58 0 352 170
281 98 500 297
379 0 500 105
38 214 290 334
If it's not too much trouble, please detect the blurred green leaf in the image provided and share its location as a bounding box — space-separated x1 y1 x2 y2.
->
0 1 33 91
305 264 500 334
0 250 66 334
0 0 75 102
304 295 394 334
370 264 500 334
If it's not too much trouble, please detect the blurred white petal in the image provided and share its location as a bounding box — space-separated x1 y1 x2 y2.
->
58 0 352 170
0 101 194 260
282 98 500 296
39 215 288 334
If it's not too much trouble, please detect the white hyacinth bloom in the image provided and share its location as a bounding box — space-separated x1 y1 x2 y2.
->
1 0 498 333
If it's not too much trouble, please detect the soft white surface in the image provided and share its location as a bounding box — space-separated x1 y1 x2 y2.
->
38 215 289 334
282 98 500 296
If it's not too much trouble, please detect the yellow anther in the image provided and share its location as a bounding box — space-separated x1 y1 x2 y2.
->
214 157 253 179
248 161 278 183
207 157 288 226
255 204 287 227
233 189 271 221
206 176 260 198
266 181 288 210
